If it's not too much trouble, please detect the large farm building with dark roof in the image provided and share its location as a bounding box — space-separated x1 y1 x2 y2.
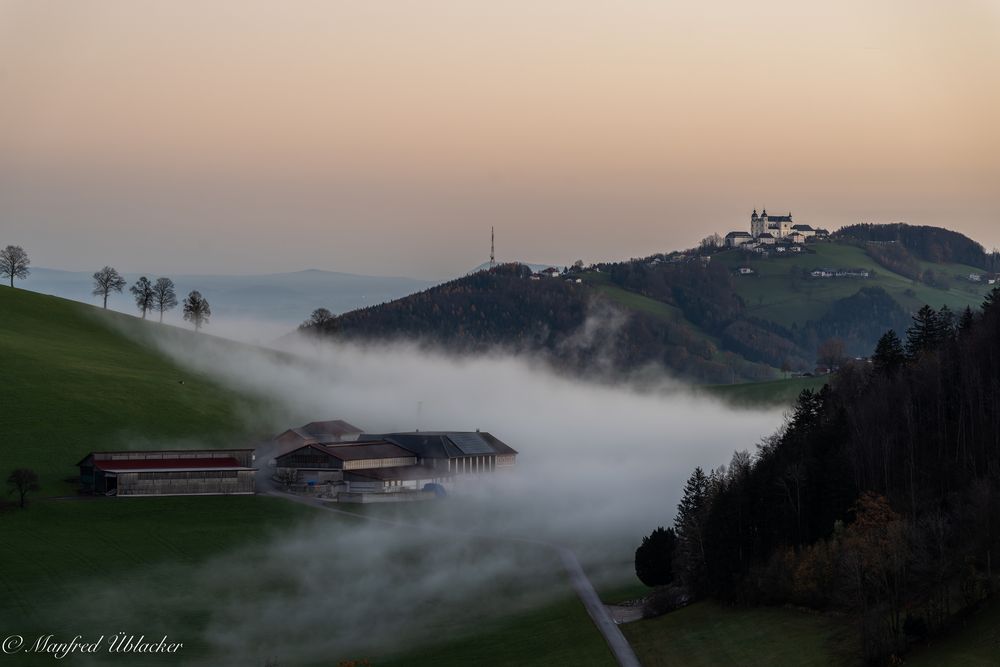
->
78 449 256 497
274 426 517 501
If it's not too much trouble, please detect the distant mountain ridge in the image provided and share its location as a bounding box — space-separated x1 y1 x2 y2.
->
20 267 436 342
304 224 998 382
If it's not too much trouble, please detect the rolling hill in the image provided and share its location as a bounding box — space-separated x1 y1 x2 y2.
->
305 225 996 383
0 286 612 666
21 267 435 343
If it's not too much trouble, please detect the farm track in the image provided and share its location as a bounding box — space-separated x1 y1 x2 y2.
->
265 487 641 667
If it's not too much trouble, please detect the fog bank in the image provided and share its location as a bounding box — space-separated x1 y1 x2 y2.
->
79 326 787 664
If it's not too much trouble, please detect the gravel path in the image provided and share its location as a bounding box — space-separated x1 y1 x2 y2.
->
263 486 641 666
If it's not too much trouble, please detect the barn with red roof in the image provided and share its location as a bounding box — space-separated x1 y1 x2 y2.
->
77 449 256 496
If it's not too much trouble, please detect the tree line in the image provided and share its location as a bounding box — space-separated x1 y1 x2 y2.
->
1 245 211 331
636 286 1000 662
300 263 774 384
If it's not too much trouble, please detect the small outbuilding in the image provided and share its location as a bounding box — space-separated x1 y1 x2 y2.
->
78 449 256 497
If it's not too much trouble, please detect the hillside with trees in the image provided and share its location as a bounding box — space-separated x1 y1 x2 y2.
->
304 224 993 384
307 263 773 383
638 286 1000 663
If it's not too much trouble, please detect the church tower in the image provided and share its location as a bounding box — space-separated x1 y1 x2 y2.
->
750 208 764 237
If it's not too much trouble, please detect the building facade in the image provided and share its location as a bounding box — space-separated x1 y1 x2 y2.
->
78 449 256 497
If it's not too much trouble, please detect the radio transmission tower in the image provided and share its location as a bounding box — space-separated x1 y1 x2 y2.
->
490 226 496 269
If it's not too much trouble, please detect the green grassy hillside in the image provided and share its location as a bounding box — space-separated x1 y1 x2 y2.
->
704 375 828 406
713 243 990 328
0 287 611 666
0 286 266 492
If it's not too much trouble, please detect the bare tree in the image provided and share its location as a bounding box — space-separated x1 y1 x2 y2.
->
700 233 723 250
302 307 334 329
7 468 39 509
182 290 211 331
151 277 178 323
817 337 847 370
0 245 30 288
130 276 155 319
92 266 126 309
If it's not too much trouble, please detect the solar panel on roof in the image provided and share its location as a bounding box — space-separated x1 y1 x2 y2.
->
447 433 494 455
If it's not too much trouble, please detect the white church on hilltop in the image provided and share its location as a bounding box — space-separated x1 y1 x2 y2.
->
725 209 826 249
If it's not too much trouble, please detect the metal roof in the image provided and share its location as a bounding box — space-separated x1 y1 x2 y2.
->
359 431 518 458
447 432 495 455
92 457 252 473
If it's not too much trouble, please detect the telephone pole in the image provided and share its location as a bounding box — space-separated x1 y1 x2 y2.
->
490 226 496 269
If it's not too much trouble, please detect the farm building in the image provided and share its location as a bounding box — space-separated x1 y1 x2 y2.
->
274 429 517 501
357 431 518 473
78 449 256 497
273 419 364 456
274 440 452 496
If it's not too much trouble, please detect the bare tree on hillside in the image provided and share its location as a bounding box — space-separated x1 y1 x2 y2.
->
7 468 39 509
92 266 126 309
817 337 848 370
152 277 178 322
0 245 30 288
302 307 334 329
130 276 155 319
182 290 211 331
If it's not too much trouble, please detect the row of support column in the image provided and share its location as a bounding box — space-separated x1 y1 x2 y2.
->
448 456 497 473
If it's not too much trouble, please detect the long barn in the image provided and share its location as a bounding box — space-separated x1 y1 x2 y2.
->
78 449 257 497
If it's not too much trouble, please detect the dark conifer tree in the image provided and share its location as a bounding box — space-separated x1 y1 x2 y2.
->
958 306 975 334
873 330 906 374
906 305 942 358
674 467 711 591
635 527 677 587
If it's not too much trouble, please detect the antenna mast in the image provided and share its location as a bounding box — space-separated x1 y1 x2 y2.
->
490 226 495 269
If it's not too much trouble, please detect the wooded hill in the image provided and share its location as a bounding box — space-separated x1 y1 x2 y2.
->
304 224 996 384
655 286 1000 664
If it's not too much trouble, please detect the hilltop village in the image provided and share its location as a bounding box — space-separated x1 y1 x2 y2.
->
725 208 829 253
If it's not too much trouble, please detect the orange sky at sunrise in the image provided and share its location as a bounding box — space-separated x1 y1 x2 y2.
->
1 0 998 277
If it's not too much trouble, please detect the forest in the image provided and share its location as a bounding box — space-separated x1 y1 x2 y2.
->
309 255 914 383
641 286 1000 663
304 263 774 383
834 223 1000 277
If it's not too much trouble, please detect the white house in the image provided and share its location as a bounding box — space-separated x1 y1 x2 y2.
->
725 231 753 247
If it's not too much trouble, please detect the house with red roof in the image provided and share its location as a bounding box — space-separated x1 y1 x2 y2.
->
77 449 256 497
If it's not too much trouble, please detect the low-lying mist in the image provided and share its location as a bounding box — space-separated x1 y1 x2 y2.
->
81 323 787 664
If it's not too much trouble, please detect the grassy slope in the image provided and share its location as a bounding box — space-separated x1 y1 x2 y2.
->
0 287 612 666
713 243 990 328
904 597 1000 666
381 596 614 667
704 375 828 407
0 286 264 492
623 602 855 667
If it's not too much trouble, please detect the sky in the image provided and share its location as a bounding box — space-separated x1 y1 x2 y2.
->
1 0 998 279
